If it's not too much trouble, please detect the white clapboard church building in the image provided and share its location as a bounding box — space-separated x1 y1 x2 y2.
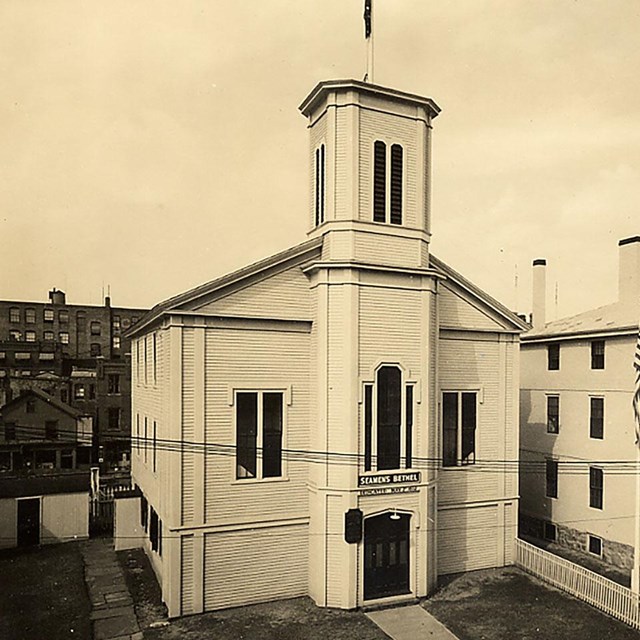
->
115 78 528 616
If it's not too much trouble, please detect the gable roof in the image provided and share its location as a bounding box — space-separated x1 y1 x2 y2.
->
0 387 84 420
127 236 527 337
523 300 639 342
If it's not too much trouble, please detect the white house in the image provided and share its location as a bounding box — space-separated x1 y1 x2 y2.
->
116 78 527 616
520 237 640 572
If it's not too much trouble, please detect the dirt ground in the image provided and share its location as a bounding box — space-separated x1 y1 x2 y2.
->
0 542 91 640
118 547 389 640
423 567 639 640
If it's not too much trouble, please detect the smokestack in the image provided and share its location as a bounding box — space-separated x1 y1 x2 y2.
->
48 288 66 305
532 259 546 330
618 236 640 306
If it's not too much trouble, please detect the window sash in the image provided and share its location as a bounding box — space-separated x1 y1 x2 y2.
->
373 141 387 222
389 144 403 225
591 340 605 369
547 396 559 434
589 467 603 509
376 366 401 471
546 459 558 498
442 391 477 467
589 397 604 439
547 344 560 370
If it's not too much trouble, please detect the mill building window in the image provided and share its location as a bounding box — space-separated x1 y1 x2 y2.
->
113 336 121 350
90 321 101 336
9 307 20 323
59 332 69 345
236 391 283 480
546 395 559 434
442 391 477 467
43 309 54 322
591 340 605 369
25 330 36 343
90 343 101 357
58 310 69 323
25 309 36 324
373 141 403 225
314 143 325 226
10 330 22 341
43 331 54 341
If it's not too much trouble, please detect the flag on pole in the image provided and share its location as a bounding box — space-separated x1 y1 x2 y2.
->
633 327 640 446
364 0 372 39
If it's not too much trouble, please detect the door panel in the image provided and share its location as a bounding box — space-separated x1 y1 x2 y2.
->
17 498 40 547
364 512 410 600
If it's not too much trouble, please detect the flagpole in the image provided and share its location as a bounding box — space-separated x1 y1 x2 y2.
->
365 0 374 83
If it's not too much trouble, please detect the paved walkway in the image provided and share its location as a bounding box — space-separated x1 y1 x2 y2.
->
366 604 459 640
80 538 143 640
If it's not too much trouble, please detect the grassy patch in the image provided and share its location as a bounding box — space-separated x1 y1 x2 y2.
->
0 542 91 640
424 567 638 640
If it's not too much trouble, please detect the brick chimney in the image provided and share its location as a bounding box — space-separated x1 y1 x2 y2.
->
532 259 546 330
618 236 640 306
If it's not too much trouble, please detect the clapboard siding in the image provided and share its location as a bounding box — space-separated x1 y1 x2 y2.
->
504 345 516 497
359 287 422 377
193 267 311 320
181 329 196 525
326 495 344 607
203 524 308 610
353 232 419 267
181 535 195 615
439 283 506 331
438 505 499 574
504 502 515 565
310 112 328 227
359 109 419 227
334 107 349 221
203 328 310 523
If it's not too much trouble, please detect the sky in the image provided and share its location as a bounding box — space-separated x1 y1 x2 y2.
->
1 0 639 319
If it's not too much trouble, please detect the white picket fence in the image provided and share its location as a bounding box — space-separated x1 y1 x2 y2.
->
515 538 640 630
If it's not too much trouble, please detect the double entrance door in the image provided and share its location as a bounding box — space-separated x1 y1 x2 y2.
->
364 512 410 600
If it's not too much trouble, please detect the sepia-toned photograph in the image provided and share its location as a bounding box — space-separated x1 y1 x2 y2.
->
1 2 640 638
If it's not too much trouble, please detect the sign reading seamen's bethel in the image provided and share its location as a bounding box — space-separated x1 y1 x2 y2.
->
358 472 421 487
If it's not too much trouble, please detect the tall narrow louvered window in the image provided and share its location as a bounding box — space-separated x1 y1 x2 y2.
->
315 143 325 226
390 144 403 224
373 141 387 222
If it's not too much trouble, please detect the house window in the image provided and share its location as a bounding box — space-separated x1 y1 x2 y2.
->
236 391 283 480
589 397 604 439
591 340 605 369
543 521 557 542
546 395 559 434
140 494 148 530
10 330 22 341
25 308 36 324
58 310 69 323
373 141 403 225
9 307 20 323
442 391 477 467
149 508 161 554
43 331 54 342
108 374 120 394
59 332 69 345
547 344 560 370
43 309 54 322
588 535 602 556
589 467 603 509
113 336 121 350
5 423 16 440
45 420 58 440
39 352 55 361
26 399 36 414
90 343 101 357
546 459 558 498
108 408 120 431
75 384 85 399
314 143 325 226
25 330 36 343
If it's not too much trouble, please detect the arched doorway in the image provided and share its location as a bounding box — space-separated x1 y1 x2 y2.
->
364 512 410 600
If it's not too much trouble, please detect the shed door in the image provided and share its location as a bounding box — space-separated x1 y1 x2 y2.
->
364 512 410 600
17 498 40 547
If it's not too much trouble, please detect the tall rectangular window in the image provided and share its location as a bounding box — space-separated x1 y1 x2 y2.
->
389 144 403 225
90 321 101 335
9 307 20 323
589 397 604 439
25 309 36 324
377 366 401 470
44 309 54 322
60 332 69 345
314 144 325 226
547 395 559 434
152 421 157 473
547 344 560 370
589 467 603 509
442 391 477 467
236 391 284 480
364 384 373 472
546 459 558 498
405 385 413 468
59 310 69 323
373 141 387 222
591 340 605 369
108 408 120 431
108 374 120 394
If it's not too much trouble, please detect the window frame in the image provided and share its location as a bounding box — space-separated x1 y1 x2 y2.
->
372 140 405 225
90 320 101 336
314 142 326 227
547 343 560 370
25 330 36 343
589 466 603 510
546 395 560 434
25 308 36 324
589 396 604 440
108 374 121 395
588 534 602 556
9 307 20 323
108 407 120 431
234 389 286 481
59 331 69 345
441 389 478 468
43 308 54 323
546 458 558 499
591 340 605 370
